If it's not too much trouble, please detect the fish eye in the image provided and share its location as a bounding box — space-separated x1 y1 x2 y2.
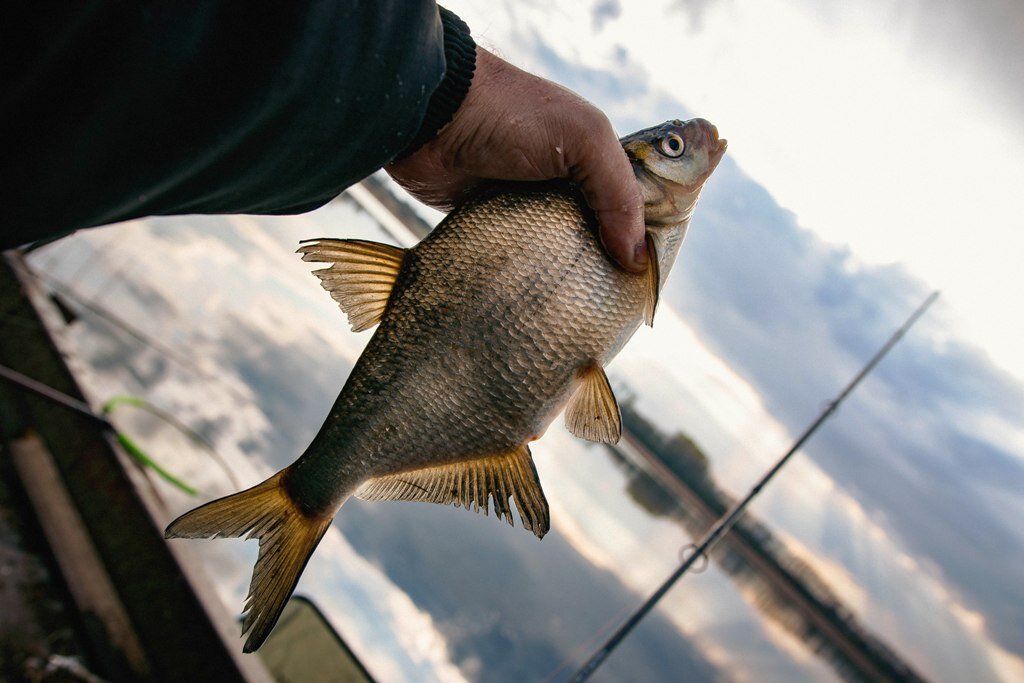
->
658 133 685 158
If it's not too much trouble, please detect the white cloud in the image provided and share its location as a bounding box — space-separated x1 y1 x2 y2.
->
449 0 1024 384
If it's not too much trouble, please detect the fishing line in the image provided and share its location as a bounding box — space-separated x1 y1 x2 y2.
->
19 236 253 406
539 601 636 683
543 541 708 683
102 395 242 490
38 275 254 406
0 363 234 496
5 248 249 493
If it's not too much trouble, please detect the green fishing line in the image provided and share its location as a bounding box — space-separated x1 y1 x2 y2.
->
103 395 198 496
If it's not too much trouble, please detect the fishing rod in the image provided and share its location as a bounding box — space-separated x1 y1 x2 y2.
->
570 290 940 682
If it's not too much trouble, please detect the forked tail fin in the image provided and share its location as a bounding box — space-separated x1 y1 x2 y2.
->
165 470 334 652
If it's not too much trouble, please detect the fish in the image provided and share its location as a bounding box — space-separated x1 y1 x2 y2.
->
165 118 727 652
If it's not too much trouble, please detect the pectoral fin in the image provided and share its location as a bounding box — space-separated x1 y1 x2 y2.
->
564 363 622 444
643 233 660 328
297 239 406 332
355 445 550 538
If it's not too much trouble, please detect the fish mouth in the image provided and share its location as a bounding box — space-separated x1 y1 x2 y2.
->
689 119 727 164
686 118 727 156
705 122 728 157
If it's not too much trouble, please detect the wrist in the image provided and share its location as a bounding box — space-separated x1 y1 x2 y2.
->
396 7 477 159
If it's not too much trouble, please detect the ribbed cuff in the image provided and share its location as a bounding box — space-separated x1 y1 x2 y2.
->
396 6 477 159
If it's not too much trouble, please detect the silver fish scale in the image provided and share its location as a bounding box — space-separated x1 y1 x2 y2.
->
291 183 647 510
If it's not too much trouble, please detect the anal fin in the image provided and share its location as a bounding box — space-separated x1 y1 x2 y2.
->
297 238 406 332
355 445 550 538
564 362 622 444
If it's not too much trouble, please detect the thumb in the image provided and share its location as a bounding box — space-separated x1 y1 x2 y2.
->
570 118 648 272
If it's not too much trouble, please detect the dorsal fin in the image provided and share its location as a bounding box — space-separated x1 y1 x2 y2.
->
297 239 406 332
564 363 622 444
642 233 660 328
355 445 550 538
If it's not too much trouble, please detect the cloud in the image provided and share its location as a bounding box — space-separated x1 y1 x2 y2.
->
449 0 1024 662
662 139 1024 656
670 0 728 30
801 0 1024 120
335 494 723 683
591 0 621 31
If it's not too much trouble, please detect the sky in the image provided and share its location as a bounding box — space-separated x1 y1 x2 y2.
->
447 0 1024 384
440 0 1024 678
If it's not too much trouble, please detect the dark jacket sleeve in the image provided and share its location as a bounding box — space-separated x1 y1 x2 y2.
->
2 1 475 248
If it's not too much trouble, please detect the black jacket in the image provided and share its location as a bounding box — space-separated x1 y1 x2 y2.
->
2 2 475 248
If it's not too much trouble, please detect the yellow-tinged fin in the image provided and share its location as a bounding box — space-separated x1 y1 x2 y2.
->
643 233 660 328
564 363 622 444
165 470 334 653
297 238 406 332
356 445 550 539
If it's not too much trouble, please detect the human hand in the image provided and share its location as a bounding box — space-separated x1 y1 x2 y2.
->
386 47 648 272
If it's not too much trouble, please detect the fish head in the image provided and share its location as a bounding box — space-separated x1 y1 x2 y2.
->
622 118 727 227
621 117 727 277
